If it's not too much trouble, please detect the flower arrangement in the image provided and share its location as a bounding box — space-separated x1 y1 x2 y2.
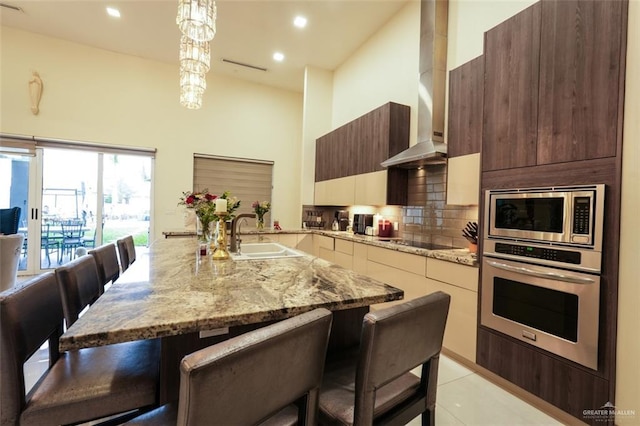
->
252 200 271 229
179 189 241 240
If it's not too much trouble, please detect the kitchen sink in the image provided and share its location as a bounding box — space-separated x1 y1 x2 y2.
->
231 242 305 260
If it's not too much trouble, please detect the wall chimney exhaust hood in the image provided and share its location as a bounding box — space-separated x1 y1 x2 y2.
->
381 0 448 169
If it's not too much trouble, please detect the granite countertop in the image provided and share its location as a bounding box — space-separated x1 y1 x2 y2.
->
59 238 403 352
163 228 478 267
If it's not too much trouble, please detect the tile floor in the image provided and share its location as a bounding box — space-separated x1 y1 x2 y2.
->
24 347 564 425
408 356 563 425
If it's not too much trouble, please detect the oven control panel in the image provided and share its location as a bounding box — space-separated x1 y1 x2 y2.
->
495 242 581 265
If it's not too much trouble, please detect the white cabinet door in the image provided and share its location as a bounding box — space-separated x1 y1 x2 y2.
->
426 258 479 362
354 170 388 206
446 153 480 206
314 176 356 205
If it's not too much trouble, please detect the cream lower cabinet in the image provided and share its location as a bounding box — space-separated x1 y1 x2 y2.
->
295 234 313 253
333 239 354 270
352 243 368 275
366 246 429 311
425 258 478 362
314 235 335 262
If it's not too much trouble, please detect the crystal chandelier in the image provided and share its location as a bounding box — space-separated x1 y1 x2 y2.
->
177 0 216 109
180 35 210 74
176 0 217 42
179 68 207 110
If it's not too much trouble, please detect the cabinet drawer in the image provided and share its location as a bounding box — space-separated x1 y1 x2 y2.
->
334 252 353 270
334 239 354 255
368 246 426 276
368 261 427 310
319 247 335 263
317 235 334 251
426 258 478 292
276 234 298 248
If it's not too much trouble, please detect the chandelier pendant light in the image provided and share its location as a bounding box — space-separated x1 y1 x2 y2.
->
176 0 217 42
179 68 207 110
180 35 210 74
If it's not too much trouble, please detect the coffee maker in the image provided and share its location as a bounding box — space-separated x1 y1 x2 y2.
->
353 214 374 234
335 210 349 231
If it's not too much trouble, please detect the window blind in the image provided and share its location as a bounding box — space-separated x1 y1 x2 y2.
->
0 133 156 157
193 154 274 221
0 134 36 156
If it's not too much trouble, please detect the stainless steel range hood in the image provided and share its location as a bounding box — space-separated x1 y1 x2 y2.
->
381 0 448 168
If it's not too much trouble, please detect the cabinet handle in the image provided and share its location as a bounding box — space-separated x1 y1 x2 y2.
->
486 260 595 285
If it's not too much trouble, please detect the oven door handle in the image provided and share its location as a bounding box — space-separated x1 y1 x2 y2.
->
486 260 596 284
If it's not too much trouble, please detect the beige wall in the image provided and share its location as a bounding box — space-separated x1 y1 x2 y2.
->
0 26 303 238
332 1 421 146
301 66 333 206
617 0 640 421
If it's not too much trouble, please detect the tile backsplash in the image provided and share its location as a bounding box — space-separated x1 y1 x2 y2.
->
402 165 479 248
303 165 477 248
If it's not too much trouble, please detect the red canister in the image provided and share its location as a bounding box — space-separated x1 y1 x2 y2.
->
378 220 392 238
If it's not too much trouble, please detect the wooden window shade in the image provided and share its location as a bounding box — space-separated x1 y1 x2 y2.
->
193 154 274 221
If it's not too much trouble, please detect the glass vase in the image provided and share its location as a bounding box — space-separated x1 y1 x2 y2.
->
196 217 212 243
256 215 265 230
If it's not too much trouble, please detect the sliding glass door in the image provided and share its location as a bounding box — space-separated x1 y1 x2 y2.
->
16 147 152 275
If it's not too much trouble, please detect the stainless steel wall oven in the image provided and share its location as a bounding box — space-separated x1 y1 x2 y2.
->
481 184 605 371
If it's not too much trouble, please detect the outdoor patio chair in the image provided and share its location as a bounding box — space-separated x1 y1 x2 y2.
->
0 207 21 235
60 218 85 261
41 222 60 266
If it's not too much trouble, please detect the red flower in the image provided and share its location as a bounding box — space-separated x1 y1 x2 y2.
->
186 195 195 205
205 194 216 201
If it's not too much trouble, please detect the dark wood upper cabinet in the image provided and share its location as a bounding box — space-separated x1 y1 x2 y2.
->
448 55 484 158
537 0 625 164
482 2 541 171
315 102 410 182
482 0 626 172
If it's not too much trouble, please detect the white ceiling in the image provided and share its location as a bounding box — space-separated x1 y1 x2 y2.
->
0 0 409 93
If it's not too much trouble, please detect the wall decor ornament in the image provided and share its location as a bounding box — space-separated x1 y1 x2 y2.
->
29 71 43 115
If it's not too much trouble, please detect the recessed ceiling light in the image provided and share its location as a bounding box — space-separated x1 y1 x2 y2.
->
106 7 121 18
293 16 307 28
273 52 285 62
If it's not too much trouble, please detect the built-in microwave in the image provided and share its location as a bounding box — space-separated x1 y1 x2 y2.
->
484 184 605 252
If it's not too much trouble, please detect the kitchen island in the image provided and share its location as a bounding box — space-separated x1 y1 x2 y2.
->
59 237 403 402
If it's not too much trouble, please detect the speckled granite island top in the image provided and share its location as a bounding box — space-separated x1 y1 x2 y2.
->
163 229 478 267
59 238 403 352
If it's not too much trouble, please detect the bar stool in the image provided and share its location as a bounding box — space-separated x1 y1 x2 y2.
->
318 292 451 425
89 242 120 293
117 235 136 272
0 271 160 425
125 308 333 425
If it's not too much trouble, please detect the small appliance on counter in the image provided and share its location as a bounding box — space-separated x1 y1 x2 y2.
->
353 214 373 235
378 219 393 238
303 210 325 229
335 210 350 231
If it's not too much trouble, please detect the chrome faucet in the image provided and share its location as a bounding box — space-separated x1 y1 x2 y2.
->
230 213 256 252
